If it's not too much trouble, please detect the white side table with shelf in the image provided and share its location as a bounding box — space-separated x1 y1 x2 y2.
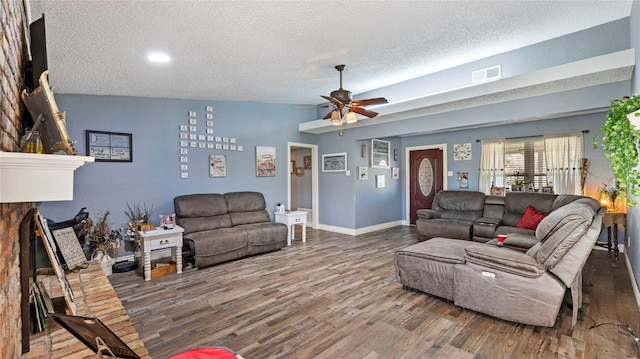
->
139 225 184 281
274 211 307 245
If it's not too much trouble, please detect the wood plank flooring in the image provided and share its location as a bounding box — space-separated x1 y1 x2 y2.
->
109 226 640 359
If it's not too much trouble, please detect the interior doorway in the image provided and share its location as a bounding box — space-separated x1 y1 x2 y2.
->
405 144 447 224
287 142 318 228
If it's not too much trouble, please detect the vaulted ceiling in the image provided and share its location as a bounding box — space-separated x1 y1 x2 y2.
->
28 0 634 107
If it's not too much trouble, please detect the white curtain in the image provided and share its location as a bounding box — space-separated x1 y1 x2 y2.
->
544 132 584 195
479 140 505 194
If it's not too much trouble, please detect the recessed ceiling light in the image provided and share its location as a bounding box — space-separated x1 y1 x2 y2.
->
147 53 171 63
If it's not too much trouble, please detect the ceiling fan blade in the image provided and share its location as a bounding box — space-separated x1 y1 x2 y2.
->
323 110 333 120
351 106 378 118
321 95 343 106
351 97 388 107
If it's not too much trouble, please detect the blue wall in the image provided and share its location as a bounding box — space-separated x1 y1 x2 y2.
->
38 16 635 241
39 95 317 231
626 0 640 296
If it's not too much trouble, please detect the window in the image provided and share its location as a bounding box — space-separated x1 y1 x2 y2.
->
504 136 546 190
479 132 584 195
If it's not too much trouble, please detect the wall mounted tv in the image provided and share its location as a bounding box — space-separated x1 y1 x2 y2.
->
28 14 47 94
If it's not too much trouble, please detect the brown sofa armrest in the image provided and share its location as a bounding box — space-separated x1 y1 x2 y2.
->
464 245 545 278
417 208 438 220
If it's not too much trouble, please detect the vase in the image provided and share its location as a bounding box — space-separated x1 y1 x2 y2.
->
93 252 115 276
134 249 143 274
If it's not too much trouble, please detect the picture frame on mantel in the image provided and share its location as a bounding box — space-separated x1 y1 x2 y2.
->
86 130 132 162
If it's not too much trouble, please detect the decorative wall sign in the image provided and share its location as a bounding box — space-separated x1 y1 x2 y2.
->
86 130 132 162
358 166 368 180
209 154 226 177
34 210 76 315
453 143 472 160
371 139 390 168
322 152 347 172
392 167 400 179
256 146 277 177
50 227 88 271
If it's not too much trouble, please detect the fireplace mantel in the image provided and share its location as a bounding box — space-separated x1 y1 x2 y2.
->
0 151 94 203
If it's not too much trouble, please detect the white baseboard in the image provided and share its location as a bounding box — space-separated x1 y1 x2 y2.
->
624 251 640 311
316 220 405 236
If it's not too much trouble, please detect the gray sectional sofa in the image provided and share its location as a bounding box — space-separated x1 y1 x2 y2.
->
416 190 585 251
396 197 604 327
174 192 287 269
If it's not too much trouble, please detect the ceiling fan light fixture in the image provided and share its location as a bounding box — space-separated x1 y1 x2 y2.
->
345 111 357 124
330 110 342 126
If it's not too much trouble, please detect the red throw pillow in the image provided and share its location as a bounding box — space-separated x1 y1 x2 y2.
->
516 205 547 230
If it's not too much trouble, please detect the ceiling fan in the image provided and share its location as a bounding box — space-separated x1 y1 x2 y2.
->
322 65 388 127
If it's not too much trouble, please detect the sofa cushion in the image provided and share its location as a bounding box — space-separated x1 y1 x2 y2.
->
225 191 266 212
242 222 288 255
417 218 474 241
535 202 595 269
177 214 232 235
464 245 545 278
502 192 555 226
433 191 485 221
516 205 547 230
229 210 271 226
175 193 229 217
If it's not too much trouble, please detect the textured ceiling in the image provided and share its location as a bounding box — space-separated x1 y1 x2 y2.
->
27 0 633 105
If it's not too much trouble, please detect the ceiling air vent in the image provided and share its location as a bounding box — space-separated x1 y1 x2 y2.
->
472 65 501 84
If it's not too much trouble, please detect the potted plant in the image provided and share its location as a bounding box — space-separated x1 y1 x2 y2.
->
124 202 155 250
596 94 640 207
124 203 155 270
84 211 120 275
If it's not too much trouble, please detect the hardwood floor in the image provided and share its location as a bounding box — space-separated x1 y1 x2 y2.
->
109 226 640 359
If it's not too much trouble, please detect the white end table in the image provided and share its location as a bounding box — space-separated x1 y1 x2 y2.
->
139 225 184 281
274 211 307 245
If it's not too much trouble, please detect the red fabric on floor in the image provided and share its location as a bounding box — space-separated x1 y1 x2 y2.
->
168 347 239 359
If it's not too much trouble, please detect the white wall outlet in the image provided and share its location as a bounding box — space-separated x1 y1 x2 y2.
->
346 170 350 176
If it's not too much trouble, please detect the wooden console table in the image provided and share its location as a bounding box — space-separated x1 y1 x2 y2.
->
26 262 150 358
603 211 626 258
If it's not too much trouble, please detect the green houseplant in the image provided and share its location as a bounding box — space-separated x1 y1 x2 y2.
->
596 94 640 207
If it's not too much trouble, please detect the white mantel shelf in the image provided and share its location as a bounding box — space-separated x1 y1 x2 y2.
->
0 151 94 203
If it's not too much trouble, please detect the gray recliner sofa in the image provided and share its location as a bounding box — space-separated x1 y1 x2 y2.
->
417 191 584 250
396 198 604 327
174 192 288 269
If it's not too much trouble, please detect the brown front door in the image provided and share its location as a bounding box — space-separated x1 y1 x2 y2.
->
409 148 444 224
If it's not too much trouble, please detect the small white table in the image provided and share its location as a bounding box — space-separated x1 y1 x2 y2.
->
274 211 307 245
139 225 184 281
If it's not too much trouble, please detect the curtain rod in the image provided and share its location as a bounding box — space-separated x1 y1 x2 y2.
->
475 129 590 143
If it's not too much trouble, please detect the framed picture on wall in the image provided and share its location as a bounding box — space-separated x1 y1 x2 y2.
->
371 139 390 168
256 146 276 177
304 156 312 170
322 152 347 172
209 154 226 177
86 130 132 162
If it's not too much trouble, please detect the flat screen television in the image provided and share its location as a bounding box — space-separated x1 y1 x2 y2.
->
28 15 47 94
